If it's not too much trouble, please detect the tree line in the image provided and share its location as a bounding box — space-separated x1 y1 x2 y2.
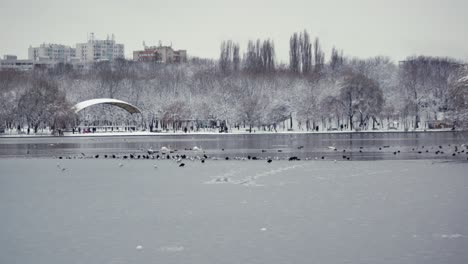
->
0 29 467 134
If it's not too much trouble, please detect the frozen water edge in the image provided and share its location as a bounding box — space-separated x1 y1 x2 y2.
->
0 128 458 138
0 159 467 264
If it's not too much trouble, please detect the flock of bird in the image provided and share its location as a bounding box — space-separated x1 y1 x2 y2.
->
54 143 468 171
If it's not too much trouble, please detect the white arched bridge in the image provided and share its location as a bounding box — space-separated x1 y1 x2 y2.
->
73 98 142 114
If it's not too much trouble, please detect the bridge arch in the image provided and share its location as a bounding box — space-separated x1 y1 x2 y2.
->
73 98 142 114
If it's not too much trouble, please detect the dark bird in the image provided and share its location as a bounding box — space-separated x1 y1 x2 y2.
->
225 157 230 160
297 146 304 149
123 155 128 159
248 155 251 160
252 157 258 160
104 155 108 158
267 159 272 163
95 154 99 159
278 150 283 152
112 154 116 158
262 150 267 153
321 156 325 159
179 163 185 167
201 159 205 163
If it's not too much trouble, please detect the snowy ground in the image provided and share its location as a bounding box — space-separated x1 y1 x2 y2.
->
0 128 456 138
0 159 467 264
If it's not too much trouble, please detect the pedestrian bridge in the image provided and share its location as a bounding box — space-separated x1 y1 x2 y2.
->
73 98 141 114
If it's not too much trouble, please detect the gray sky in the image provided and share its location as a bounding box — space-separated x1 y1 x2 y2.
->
1 0 467 63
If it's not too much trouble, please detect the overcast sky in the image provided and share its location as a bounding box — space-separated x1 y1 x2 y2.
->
1 0 467 63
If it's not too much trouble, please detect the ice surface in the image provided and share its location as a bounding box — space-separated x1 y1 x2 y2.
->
0 159 467 264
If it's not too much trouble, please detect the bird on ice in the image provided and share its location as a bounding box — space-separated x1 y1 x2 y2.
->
192 146 202 151
328 146 337 150
160 146 170 153
147 148 157 155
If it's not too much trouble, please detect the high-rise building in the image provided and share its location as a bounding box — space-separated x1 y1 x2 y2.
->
133 43 187 63
28 43 76 63
76 33 124 62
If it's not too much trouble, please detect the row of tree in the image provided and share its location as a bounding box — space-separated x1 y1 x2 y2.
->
0 30 467 134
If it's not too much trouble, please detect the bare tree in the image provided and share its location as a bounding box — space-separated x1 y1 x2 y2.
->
300 30 312 75
339 73 384 130
289 33 301 73
313 37 325 73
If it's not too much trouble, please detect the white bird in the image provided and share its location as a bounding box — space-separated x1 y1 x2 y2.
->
136 245 143 250
153 164 158 169
147 148 156 154
328 146 336 150
161 146 170 152
192 146 202 151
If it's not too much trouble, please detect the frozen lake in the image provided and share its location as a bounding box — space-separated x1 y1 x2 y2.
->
0 159 467 264
1 131 468 160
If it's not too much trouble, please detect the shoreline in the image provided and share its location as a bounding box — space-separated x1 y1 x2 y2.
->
0 128 462 139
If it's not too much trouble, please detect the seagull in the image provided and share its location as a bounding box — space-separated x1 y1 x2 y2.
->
147 148 157 155
328 146 336 150
161 146 170 152
192 146 202 151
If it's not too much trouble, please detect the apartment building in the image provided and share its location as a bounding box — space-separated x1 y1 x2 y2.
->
28 43 76 63
133 43 187 63
76 33 124 62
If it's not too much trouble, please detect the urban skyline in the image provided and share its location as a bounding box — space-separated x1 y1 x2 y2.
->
1 0 468 63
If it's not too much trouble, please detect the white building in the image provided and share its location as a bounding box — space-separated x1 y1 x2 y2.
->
28 43 76 63
76 33 124 62
0 55 53 71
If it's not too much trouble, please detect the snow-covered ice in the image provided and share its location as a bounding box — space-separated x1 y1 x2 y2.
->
0 159 467 264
